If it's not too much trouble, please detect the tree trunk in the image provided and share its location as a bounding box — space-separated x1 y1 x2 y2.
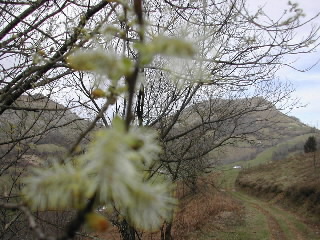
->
118 220 136 240
161 222 173 240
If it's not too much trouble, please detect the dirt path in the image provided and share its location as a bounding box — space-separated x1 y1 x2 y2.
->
209 168 320 240
226 188 320 240
230 190 282 240
250 203 287 240
277 214 305 240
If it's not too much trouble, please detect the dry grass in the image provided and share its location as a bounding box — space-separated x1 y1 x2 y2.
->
170 176 241 238
236 151 320 219
91 176 243 240
172 190 243 240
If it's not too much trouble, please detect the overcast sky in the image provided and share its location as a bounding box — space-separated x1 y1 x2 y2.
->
246 0 320 127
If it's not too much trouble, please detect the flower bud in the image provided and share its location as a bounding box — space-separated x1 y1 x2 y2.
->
85 212 110 232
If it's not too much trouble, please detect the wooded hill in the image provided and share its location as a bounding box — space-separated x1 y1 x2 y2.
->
166 96 313 166
0 93 316 240
0 94 314 167
0 94 91 167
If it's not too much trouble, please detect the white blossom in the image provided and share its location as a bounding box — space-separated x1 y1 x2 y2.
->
23 117 174 230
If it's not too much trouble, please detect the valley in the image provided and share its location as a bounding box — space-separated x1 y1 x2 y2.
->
1 95 319 240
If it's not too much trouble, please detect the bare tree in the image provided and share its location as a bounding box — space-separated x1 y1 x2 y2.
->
0 1 319 240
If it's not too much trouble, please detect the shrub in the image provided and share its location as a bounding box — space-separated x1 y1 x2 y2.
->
304 136 317 153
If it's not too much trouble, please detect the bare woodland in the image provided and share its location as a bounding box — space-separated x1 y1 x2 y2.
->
0 0 319 240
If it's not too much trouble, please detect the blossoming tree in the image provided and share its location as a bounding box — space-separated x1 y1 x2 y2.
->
0 0 319 240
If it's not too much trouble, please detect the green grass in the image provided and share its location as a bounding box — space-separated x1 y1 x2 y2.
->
219 191 270 240
217 133 318 191
267 204 320 240
236 206 269 240
212 167 271 240
231 133 316 169
35 144 67 153
0 173 22 196
221 168 240 189
213 133 320 240
0 174 11 192
192 203 269 240
230 189 320 240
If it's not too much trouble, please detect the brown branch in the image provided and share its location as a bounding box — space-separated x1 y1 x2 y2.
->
58 195 96 240
68 100 111 155
0 0 47 41
0 201 54 240
0 0 110 115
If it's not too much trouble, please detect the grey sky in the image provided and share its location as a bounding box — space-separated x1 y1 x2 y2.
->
246 0 320 127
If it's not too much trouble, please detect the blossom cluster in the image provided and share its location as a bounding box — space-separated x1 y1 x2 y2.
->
23 3 196 230
23 118 175 230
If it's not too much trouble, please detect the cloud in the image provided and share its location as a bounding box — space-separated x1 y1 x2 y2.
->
288 83 320 126
245 0 320 126
273 49 320 125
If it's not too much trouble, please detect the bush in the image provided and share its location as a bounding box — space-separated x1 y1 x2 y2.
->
304 136 317 153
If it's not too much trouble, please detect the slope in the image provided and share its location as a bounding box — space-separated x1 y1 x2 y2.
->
175 97 313 165
0 94 91 166
236 150 320 219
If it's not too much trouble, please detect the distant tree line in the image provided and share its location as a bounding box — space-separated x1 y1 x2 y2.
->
271 135 319 162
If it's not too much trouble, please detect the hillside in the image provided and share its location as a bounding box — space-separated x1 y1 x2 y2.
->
236 149 320 218
0 94 91 166
1 94 318 240
172 97 314 165
1 95 313 166
182 136 320 240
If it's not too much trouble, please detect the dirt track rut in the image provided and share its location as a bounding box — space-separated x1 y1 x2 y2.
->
250 203 287 240
231 189 318 240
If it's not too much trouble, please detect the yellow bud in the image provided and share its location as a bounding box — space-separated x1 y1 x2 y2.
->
86 213 110 232
107 95 117 105
37 50 46 57
130 139 144 150
91 88 106 99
